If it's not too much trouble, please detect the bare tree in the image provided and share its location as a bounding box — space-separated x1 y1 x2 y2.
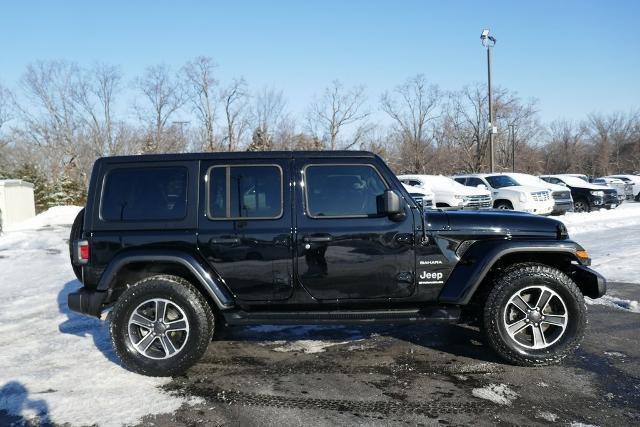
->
134 64 187 153
381 75 441 173
307 80 369 150
220 78 249 151
182 56 219 151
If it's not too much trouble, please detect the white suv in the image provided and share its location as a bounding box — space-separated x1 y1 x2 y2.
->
453 173 554 215
604 174 640 201
402 183 435 210
398 174 492 209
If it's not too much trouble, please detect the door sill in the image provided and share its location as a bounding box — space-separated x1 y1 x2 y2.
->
223 307 460 325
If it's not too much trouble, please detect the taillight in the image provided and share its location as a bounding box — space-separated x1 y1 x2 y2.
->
76 240 90 264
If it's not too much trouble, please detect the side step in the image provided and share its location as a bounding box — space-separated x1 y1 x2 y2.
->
223 307 460 326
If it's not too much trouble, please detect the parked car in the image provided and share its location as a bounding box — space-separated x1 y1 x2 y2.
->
398 174 492 209
605 174 640 201
592 177 629 203
453 173 554 215
539 174 618 212
402 183 435 210
501 173 573 215
67 150 605 375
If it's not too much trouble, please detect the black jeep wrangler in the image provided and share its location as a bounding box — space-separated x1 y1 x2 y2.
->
68 151 606 376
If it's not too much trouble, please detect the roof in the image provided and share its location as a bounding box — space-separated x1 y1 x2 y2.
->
0 179 34 188
98 150 377 164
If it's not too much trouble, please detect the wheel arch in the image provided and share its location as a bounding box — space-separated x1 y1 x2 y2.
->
439 239 603 305
97 250 235 311
493 199 514 209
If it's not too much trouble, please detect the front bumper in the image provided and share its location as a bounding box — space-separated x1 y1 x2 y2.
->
552 200 574 215
68 288 108 318
520 200 554 215
571 265 607 299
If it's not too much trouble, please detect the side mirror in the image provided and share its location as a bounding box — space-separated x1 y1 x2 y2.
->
477 184 487 190
381 189 405 220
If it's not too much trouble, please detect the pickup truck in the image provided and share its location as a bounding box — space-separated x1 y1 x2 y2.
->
67 151 606 376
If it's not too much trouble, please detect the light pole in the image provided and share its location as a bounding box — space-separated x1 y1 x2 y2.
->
509 124 516 172
480 29 497 172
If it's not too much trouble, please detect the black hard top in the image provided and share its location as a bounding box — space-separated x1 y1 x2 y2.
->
99 150 377 164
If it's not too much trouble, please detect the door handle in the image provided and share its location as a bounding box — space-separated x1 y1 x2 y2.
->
303 235 333 243
210 237 241 244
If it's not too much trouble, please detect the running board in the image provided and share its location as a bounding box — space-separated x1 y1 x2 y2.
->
223 307 460 326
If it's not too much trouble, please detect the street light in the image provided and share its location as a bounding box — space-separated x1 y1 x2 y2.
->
480 29 497 172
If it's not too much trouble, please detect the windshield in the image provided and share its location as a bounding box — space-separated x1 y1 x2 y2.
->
557 176 592 187
485 175 519 188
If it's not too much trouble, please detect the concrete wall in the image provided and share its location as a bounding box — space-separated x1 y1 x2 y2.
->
0 180 36 230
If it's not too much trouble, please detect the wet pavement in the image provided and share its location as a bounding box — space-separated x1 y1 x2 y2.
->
141 282 640 426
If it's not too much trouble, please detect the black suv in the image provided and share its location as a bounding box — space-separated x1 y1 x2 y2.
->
68 151 606 376
539 175 619 212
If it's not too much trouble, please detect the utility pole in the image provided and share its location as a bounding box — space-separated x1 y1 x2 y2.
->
509 124 516 172
481 29 497 172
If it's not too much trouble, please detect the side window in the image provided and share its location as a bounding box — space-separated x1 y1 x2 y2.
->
304 164 387 217
409 180 422 187
453 178 466 185
208 165 282 219
101 167 188 221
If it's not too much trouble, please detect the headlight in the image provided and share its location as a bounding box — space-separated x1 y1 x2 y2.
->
590 190 604 197
454 195 464 199
519 193 528 202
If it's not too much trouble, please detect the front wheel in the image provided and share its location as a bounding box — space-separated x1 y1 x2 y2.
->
494 201 513 210
110 275 214 376
573 198 590 213
483 263 586 366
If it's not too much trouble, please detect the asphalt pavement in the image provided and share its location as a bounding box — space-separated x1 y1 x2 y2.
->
140 282 640 426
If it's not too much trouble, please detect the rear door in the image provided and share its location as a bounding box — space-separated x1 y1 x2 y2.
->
294 158 416 301
197 159 293 301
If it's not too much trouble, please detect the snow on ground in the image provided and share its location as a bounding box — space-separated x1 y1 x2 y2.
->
471 383 518 405
557 203 640 285
0 207 198 426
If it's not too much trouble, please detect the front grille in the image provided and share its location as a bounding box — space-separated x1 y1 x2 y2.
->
552 191 571 200
604 190 618 204
532 191 551 201
465 194 492 208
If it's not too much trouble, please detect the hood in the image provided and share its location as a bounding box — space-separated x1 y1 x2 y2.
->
495 185 547 195
402 183 435 198
453 185 491 197
438 209 564 238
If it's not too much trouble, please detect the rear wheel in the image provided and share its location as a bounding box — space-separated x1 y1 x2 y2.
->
68 208 85 281
483 263 586 366
110 275 214 376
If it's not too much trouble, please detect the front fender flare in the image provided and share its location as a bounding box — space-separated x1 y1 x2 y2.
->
438 239 587 305
96 249 235 309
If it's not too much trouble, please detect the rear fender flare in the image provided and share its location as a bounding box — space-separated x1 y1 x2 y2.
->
96 250 235 309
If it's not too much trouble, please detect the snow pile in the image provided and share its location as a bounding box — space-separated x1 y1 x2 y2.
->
249 325 364 354
586 295 640 313
4 205 83 232
558 203 640 284
471 383 518 405
0 207 196 426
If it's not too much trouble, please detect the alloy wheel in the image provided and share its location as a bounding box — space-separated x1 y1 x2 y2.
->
503 285 568 349
127 298 190 360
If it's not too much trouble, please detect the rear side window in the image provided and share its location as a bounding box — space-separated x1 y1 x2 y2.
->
465 177 485 187
208 165 282 219
101 167 188 221
304 164 387 217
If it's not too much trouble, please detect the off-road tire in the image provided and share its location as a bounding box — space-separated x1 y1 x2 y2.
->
110 275 215 376
483 262 586 366
68 208 85 281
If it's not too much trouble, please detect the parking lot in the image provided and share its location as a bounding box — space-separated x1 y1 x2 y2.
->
140 285 639 426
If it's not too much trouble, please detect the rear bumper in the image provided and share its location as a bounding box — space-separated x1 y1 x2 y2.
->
68 288 108 318
571 265 606 299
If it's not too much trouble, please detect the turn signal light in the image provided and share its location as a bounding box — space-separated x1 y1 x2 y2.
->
576 249 589 262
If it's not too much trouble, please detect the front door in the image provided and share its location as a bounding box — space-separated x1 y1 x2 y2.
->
197 159 293 301
294 159 416 300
